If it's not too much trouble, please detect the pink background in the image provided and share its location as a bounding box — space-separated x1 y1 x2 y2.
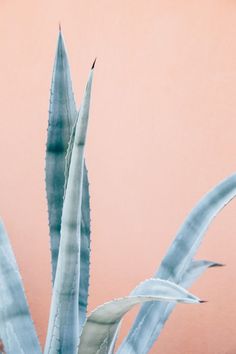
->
0 1 236 353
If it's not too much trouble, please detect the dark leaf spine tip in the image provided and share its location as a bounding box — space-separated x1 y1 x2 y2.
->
59 22 61 32
209 263 225 268
91 58 97 69
200 300 208 303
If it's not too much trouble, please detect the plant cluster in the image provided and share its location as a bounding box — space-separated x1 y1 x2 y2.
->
0 30 235 354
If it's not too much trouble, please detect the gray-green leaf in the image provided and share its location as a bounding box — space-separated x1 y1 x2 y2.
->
64 116 92 331
44 65 95 354
78 278 201 354
118 173 236 354
46 30 77 283
0 220 41 354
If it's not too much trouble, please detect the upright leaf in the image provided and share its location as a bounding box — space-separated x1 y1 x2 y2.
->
46 29 77 282
78 278 201 354
79 164 91 330
0 220 41 354
64 118 92 330
47 31 92 325
118 173 236 354
44 64 95 354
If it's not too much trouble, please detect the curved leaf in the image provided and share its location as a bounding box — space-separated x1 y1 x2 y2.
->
113 259 221 353
118 173 236 354
0 220 41 354
181 259 223 288
44 64 95 354
78 278 200 354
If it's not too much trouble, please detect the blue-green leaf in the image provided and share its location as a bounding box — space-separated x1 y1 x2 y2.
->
118 173 236 354
79 164 91 330
78 278 201 354
46 29 77 283
44 64 95 354
64 118 92 331
0 220 41 354
46 30 92 330
123 259 222 353
5 324 25 354
107 323 122 354
181 259 223 288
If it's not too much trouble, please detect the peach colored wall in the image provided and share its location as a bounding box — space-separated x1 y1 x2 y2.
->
0 0 236 353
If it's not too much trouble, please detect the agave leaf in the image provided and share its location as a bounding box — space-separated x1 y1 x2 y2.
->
64 115 78 195
46 29 92 327
107 323 122 354
64 117 92 331
118 173 236 354
109 259 220 352
44 64 95 354
124 258 222 352
5 324 25 354
0 220 42 354
79 164 91 330
46 29 77 283
77 278 201 354
181 259 223 288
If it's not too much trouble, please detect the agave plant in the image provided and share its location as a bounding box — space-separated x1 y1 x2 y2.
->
0 28 236 354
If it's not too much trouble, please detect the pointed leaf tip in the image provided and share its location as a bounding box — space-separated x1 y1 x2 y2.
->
91 58 97 69
209 262 225 268
200 300 208 303
59 22 61 32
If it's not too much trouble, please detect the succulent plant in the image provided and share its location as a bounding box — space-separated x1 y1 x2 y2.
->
0 29 235 354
